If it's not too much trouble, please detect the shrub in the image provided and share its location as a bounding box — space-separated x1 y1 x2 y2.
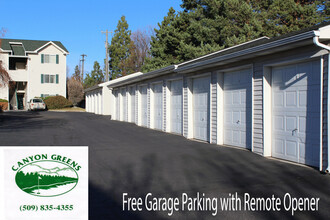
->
0 98 8 102
43 96 72 109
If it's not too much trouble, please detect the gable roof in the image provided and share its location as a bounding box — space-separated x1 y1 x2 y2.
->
0 38 69 54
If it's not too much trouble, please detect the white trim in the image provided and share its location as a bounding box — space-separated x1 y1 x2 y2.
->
34 41 68 55
8 55 28 58
263 66 272 157
216 72 224 145
8 42 23 45
320 57 324 171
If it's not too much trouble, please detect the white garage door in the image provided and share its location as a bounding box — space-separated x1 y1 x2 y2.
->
96 92 100 114
130 86 135 123
193 77 210 142
115 90 120 120
121 88 127 121
153 83 163 130
224 69 252 148
140 85 148 127
94 93 97 114
100 91 103 115
272 60 320 167
170 80 182 134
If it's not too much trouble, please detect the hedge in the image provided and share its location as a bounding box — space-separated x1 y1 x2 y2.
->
43 96 73 109
0 99 8 102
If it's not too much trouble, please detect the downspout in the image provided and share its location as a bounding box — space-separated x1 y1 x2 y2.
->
313 30 330 173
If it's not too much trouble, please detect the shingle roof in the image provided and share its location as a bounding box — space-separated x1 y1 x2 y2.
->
0 38 69 53
11 44 25 56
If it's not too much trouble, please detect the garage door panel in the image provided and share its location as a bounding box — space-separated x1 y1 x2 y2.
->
274 92 284 107
286 141 297 157
240 111 246 124
241 91 246 104
274 139 285 154
241 131 246 145
223 69 252 148
233 91 240 104
225 93 232 105
272 60 320 167
285 116 296 132
286 91 296 107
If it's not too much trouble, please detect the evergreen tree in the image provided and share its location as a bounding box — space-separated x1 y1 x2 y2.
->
109 16 132 79
83 61 104 89
257 0 329 37
143 0 329 72
143 8 181 72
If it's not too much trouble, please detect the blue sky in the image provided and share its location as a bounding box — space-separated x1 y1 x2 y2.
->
1 0 182 77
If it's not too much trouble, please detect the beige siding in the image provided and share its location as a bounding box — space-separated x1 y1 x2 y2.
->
211 72 217 144
163 80 167 132
252 63 264 155
183 76 188 138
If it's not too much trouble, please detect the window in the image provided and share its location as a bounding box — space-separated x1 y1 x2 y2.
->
45 74 50 83
41 74 59 84
41 54 59 64
50 75 54 83
33 99 42 103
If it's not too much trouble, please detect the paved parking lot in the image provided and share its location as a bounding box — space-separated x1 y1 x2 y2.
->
0 111 330 219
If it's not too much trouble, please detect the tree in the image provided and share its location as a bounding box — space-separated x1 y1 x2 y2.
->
257 0 329 37
67 77 84 106
143 0 329 72
124 28 153 73
0 28 10 88
72 65 81 82
142 7 182 72
109 16 132 79
83 61 104 89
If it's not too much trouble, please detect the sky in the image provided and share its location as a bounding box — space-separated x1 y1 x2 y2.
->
1 0 183 77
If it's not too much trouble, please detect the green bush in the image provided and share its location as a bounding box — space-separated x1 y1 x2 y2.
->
0 98 8 102
43 96 72 109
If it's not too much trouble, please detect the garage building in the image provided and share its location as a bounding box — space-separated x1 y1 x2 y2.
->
85 23 330 172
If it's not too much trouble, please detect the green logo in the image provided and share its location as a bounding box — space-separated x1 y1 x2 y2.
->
12 154 81 197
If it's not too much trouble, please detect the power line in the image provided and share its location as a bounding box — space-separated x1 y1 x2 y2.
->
101 30 112 81
80 54 87 82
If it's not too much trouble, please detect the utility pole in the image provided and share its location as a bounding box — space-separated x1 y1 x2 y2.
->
101 30 112 81
80 54 87 82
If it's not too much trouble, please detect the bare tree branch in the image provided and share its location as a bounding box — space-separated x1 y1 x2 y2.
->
0 28 11 88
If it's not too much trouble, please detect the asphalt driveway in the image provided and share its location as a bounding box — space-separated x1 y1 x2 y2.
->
0 111 329 220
